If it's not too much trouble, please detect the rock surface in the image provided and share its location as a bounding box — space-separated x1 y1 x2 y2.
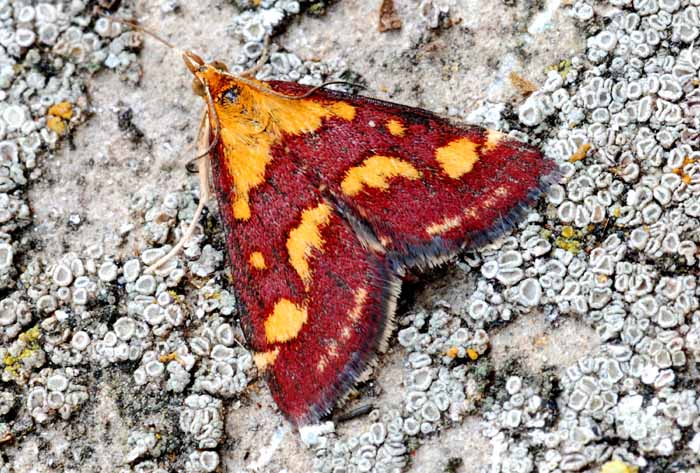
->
3 1 699 472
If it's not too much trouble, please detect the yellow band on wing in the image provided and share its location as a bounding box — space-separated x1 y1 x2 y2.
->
435 138 480 179
287 203 333 290
264 299 308 344
341 156 421 197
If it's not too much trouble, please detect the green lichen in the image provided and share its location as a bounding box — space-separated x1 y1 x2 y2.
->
307 1 329 16
18 326 40 344
3 326 42 379
553 226 584 254
545 59 572 79
167 290 184 304
555 236 582 254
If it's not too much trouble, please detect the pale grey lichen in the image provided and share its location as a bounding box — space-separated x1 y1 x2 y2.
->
3 0 700 471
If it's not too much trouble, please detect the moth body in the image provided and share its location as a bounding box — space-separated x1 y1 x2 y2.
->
182 57 558 425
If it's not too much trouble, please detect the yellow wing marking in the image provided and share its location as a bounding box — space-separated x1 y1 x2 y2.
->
341 156 422 197
201 69 356 221
327 341 339 359
340 288 368 342
249 251 266 270
480 186 510 209
386 119 406 137
348 287 368 322
435 138 480 179
317 356 328 373
426 216 462 236
330 102 356 121
253 348 279 370
287 202 332 290
464 207 479 219
319 289 367 371
483 130 505 151
264 299 308 343
317 341 340 373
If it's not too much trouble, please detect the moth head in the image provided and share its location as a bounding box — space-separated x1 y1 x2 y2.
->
184 51 307 139
189 64 267 118
184 60 278 149
183 51 231 99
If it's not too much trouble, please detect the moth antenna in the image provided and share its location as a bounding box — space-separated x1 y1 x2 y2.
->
227 73 366 100
95 9 183 53
185 157 199 174
180 139 202 173
195 80 221 159
232 336 246 350
146 112 212 274
289 80 367 99
185 79 222 163
240 35 271 78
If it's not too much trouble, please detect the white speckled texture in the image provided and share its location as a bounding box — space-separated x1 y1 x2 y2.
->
6 0 700 472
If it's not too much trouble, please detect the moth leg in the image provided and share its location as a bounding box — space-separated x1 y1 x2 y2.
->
147 113 212 273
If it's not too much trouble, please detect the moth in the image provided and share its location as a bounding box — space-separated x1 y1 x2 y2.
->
139 32 558 426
